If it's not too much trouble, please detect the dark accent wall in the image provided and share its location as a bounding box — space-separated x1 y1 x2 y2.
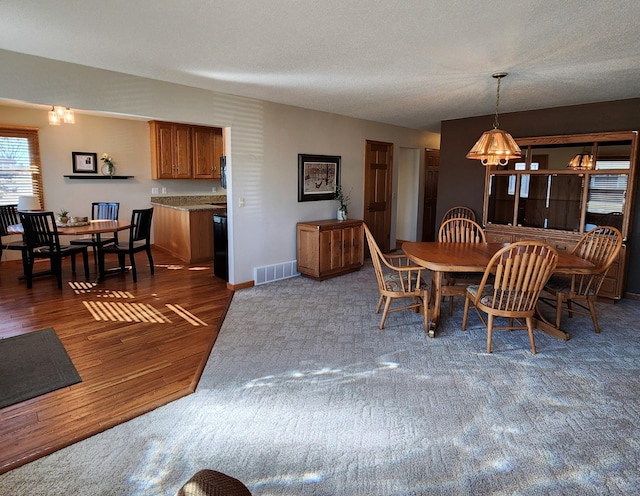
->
439 98 640 294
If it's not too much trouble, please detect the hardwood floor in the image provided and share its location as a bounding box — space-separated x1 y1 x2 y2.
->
0 248 234 474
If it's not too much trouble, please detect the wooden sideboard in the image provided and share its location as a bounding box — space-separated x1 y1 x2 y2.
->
297 219 364 280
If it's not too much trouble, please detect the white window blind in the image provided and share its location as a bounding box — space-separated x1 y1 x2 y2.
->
0 126 44 208
588 174 627 213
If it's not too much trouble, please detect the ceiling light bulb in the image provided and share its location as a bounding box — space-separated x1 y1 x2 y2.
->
48 106 61 125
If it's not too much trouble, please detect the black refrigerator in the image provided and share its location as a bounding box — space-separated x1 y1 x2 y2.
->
213 212 228 281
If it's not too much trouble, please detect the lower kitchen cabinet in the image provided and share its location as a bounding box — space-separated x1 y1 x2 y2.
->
297 219 364 280
153 205 214 263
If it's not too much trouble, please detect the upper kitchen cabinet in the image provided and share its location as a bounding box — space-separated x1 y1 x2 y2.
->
192 126 224 179
150 121 224 180
150 121 192 179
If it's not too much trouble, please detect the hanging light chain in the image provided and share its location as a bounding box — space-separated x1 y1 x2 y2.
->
492 72 507 130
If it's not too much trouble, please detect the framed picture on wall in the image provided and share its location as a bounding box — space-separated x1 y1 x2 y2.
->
72 152 98 173
298 154 341 202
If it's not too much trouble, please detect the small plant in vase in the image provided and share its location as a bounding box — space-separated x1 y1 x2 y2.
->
334 185 351 221
101 153 115 177
58 208 69 224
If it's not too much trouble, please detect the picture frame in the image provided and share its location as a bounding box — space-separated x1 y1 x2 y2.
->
72 152 98 173
298 154 341 202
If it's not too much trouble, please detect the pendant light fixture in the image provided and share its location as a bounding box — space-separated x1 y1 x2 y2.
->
567 152 595 170
466 72 521 167
48 105 61 125
48 105 75 125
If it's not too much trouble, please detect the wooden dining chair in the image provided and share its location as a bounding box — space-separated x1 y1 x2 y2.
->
363 223 429 332
438 217 487 315
0 204 30 274
441 206 476 224
540 226 622 333
70 202 120 264
462 241 558 354
98 207 154 283
18 211 90 289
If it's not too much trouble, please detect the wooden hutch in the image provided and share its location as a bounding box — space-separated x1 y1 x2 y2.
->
483 130 638 300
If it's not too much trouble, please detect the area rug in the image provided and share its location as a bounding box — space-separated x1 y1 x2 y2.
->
0 328 81 409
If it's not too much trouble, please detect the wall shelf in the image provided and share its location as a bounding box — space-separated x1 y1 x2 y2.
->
64 175 133 180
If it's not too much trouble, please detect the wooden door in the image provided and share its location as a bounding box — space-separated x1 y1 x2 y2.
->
421 148 440 241
364 140 393 252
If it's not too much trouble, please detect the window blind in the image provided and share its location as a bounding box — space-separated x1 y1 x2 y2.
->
0 126 44 208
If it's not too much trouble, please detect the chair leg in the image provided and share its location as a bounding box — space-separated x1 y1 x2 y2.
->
20 248 30 278
448 296 454 316
118 253 126 272
486 314 494 353
129 252 137 282
98 249 106 282
587 297 601 333
82 249 90 280
379 297 393 329
53 256 63 289
526 316 537 354
146 246 154 275
25 251 34 289
70 253 77 274
375 295 384 314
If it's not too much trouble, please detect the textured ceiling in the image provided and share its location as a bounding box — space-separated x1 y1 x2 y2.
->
2 0 640 132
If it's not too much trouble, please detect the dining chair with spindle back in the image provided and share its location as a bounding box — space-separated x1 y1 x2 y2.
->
462 241 558 354
70 202 120 264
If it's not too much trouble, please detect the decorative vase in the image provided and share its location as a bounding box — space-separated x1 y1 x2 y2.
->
101 163 114 177
337 209 347 221
59 216 68 224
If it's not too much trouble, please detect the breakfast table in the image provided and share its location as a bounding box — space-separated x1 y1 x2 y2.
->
8 219 131 281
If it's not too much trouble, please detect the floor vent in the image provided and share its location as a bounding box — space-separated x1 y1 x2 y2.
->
254 260 299 285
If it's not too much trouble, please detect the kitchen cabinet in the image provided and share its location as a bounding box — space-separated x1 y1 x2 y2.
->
150 121 192 179
153 205 215 263
150 121 224 180
297 219 364 280
483 130 638 299
192 126 224 179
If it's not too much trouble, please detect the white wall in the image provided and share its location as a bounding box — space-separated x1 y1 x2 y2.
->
0 49 439 284
395 147 420 243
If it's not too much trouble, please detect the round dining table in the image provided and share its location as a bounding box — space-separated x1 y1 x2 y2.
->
402 241 595 339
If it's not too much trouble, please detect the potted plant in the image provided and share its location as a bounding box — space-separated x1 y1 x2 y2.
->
58 208 69 224
334 185 351 221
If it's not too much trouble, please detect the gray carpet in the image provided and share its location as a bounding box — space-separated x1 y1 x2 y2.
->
0 327 81 409
1 263 639 495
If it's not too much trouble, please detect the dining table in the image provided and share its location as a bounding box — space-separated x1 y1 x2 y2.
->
402 241 595 339
7 219 131 281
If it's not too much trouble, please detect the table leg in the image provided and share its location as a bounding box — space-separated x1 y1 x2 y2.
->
427 270 443 338
534 303 571 340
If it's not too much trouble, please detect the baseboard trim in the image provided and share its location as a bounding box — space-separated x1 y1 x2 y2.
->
228 280 253 291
